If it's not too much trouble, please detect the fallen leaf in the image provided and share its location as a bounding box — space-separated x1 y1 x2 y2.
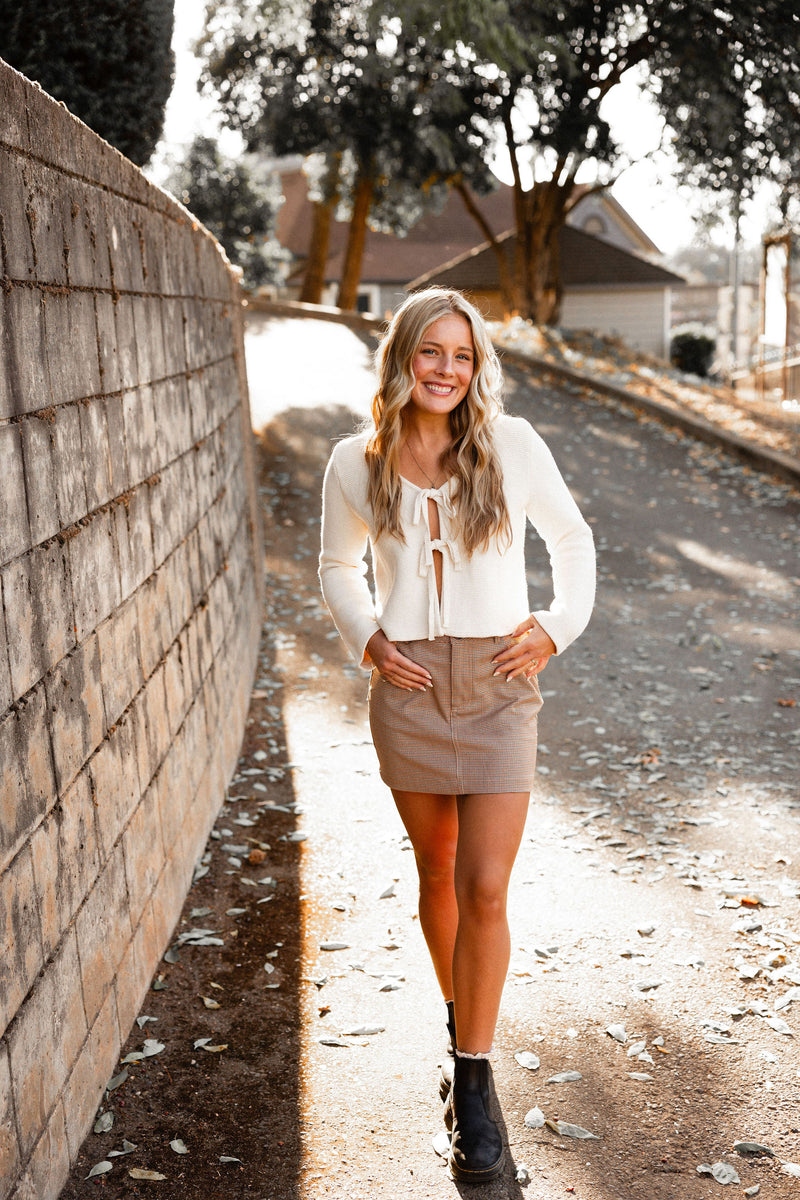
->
142 1039 165 1057
546 1071 583 1083
319 942 350 951
605 1024 627 1043
343 1025 385 1036
219 1156 243 1164
201 996 221 1009
170 1139 189 1155
106 1069 128 1093
524 1107 545 1129
128 1168 167 1181
781 1163 800 1178
547 1120 599 1140
93 1112 114 1134
107 1140 137 1158
86 1161 113 1179
697 1161 740 1184
432 1129 451 1158
733 1141 774 1157
514 1050 541 1072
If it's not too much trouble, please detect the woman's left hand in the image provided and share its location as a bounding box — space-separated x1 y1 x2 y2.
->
491 616 557 681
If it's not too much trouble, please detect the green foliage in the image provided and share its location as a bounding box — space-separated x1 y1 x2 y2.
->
670 325 716 377
0 0 175 166
165 136 288 288
196 0 493 222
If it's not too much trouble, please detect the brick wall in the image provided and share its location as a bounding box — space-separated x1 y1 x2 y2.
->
0 61 263 1199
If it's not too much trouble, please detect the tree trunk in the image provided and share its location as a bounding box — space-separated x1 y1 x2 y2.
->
299 154 342 304
336 170 375 311
515 179 572 324
454 180 521 316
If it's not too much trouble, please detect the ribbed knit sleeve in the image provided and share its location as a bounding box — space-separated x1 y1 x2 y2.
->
515 419 596 654
318 442 381 669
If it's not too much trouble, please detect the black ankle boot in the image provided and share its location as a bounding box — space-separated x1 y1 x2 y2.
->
438 1001 456 1101
444 1055 505 1183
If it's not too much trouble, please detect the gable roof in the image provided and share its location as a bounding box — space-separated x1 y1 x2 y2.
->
407 226 685 292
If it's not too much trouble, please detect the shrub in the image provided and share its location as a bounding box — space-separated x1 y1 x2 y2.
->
670 325 716 377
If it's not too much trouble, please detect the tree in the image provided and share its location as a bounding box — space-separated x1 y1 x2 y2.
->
165 135 288 288
385 0 800 323
196 0 492 307
0 0 174 166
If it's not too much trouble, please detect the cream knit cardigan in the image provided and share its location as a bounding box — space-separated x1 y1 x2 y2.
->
319 414 596 670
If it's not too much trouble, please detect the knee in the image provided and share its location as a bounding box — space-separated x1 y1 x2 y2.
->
456 873 508 924
416 849 456 894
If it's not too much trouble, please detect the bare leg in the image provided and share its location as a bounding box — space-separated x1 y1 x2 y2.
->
391 790 459 999
451 792 529 1054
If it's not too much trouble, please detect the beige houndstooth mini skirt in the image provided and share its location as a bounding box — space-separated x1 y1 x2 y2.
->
368 636 543 794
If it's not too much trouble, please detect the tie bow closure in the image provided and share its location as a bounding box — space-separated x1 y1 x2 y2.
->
411 484 461 637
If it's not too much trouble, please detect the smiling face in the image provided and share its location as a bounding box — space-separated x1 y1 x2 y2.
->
408 314 475 419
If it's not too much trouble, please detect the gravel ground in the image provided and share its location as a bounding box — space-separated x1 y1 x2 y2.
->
60 318 800 1200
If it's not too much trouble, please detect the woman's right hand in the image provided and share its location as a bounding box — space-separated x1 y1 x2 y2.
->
366 630 432 692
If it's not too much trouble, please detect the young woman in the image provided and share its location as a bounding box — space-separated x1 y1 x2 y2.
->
319 288 595 1183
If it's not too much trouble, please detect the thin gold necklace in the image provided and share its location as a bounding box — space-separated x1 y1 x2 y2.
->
405 439 445 489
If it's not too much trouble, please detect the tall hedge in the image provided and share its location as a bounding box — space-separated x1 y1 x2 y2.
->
0 0 174 166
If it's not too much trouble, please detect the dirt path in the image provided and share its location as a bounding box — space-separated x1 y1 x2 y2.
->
61 320 800 1200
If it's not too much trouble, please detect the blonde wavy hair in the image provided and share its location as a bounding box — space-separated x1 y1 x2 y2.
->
366 288 510 555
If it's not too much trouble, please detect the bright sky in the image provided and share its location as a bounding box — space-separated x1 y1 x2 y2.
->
154 0 774 257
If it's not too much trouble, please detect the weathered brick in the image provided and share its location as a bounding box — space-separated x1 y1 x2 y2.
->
109 501 135 603
7 927 87 1157
16 680 58 815
136 569 172 680
149 844 190 952
0 154 36 289
62 983 120 1160
0 62 31 152
75 844 131 1026
0 844 43 1040
8 1099 69 1200
97 595 143 726
101 192 141 293
0 590 12 715
132 296 166 384
105 392 129 497
121 485 155 592
161 297 187 375
155 732 189 853
61 178 97 290
113 294 139 391
93 292 121 393
114 918 150 1039
44 633 106 794
0 1041 21 1195
122 781 165 929
162 638 188 737
78 400 112 510
68 510 121 642
122 385 157 486
90 713 140 861
0 423 31 564
3 287 51 416
20 158 67 287
51 403 88 528
132 665 169 789
19 414 59 545
44 290 101 404
29 770 100 958
2 542 74 696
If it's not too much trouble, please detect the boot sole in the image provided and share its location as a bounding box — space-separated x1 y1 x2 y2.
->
448 1147 505 1183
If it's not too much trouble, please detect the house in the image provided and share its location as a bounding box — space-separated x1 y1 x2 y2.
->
275 169 684 357
407 226 685 359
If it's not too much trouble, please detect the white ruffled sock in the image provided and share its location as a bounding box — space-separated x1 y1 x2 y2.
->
455 1048 493 1061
